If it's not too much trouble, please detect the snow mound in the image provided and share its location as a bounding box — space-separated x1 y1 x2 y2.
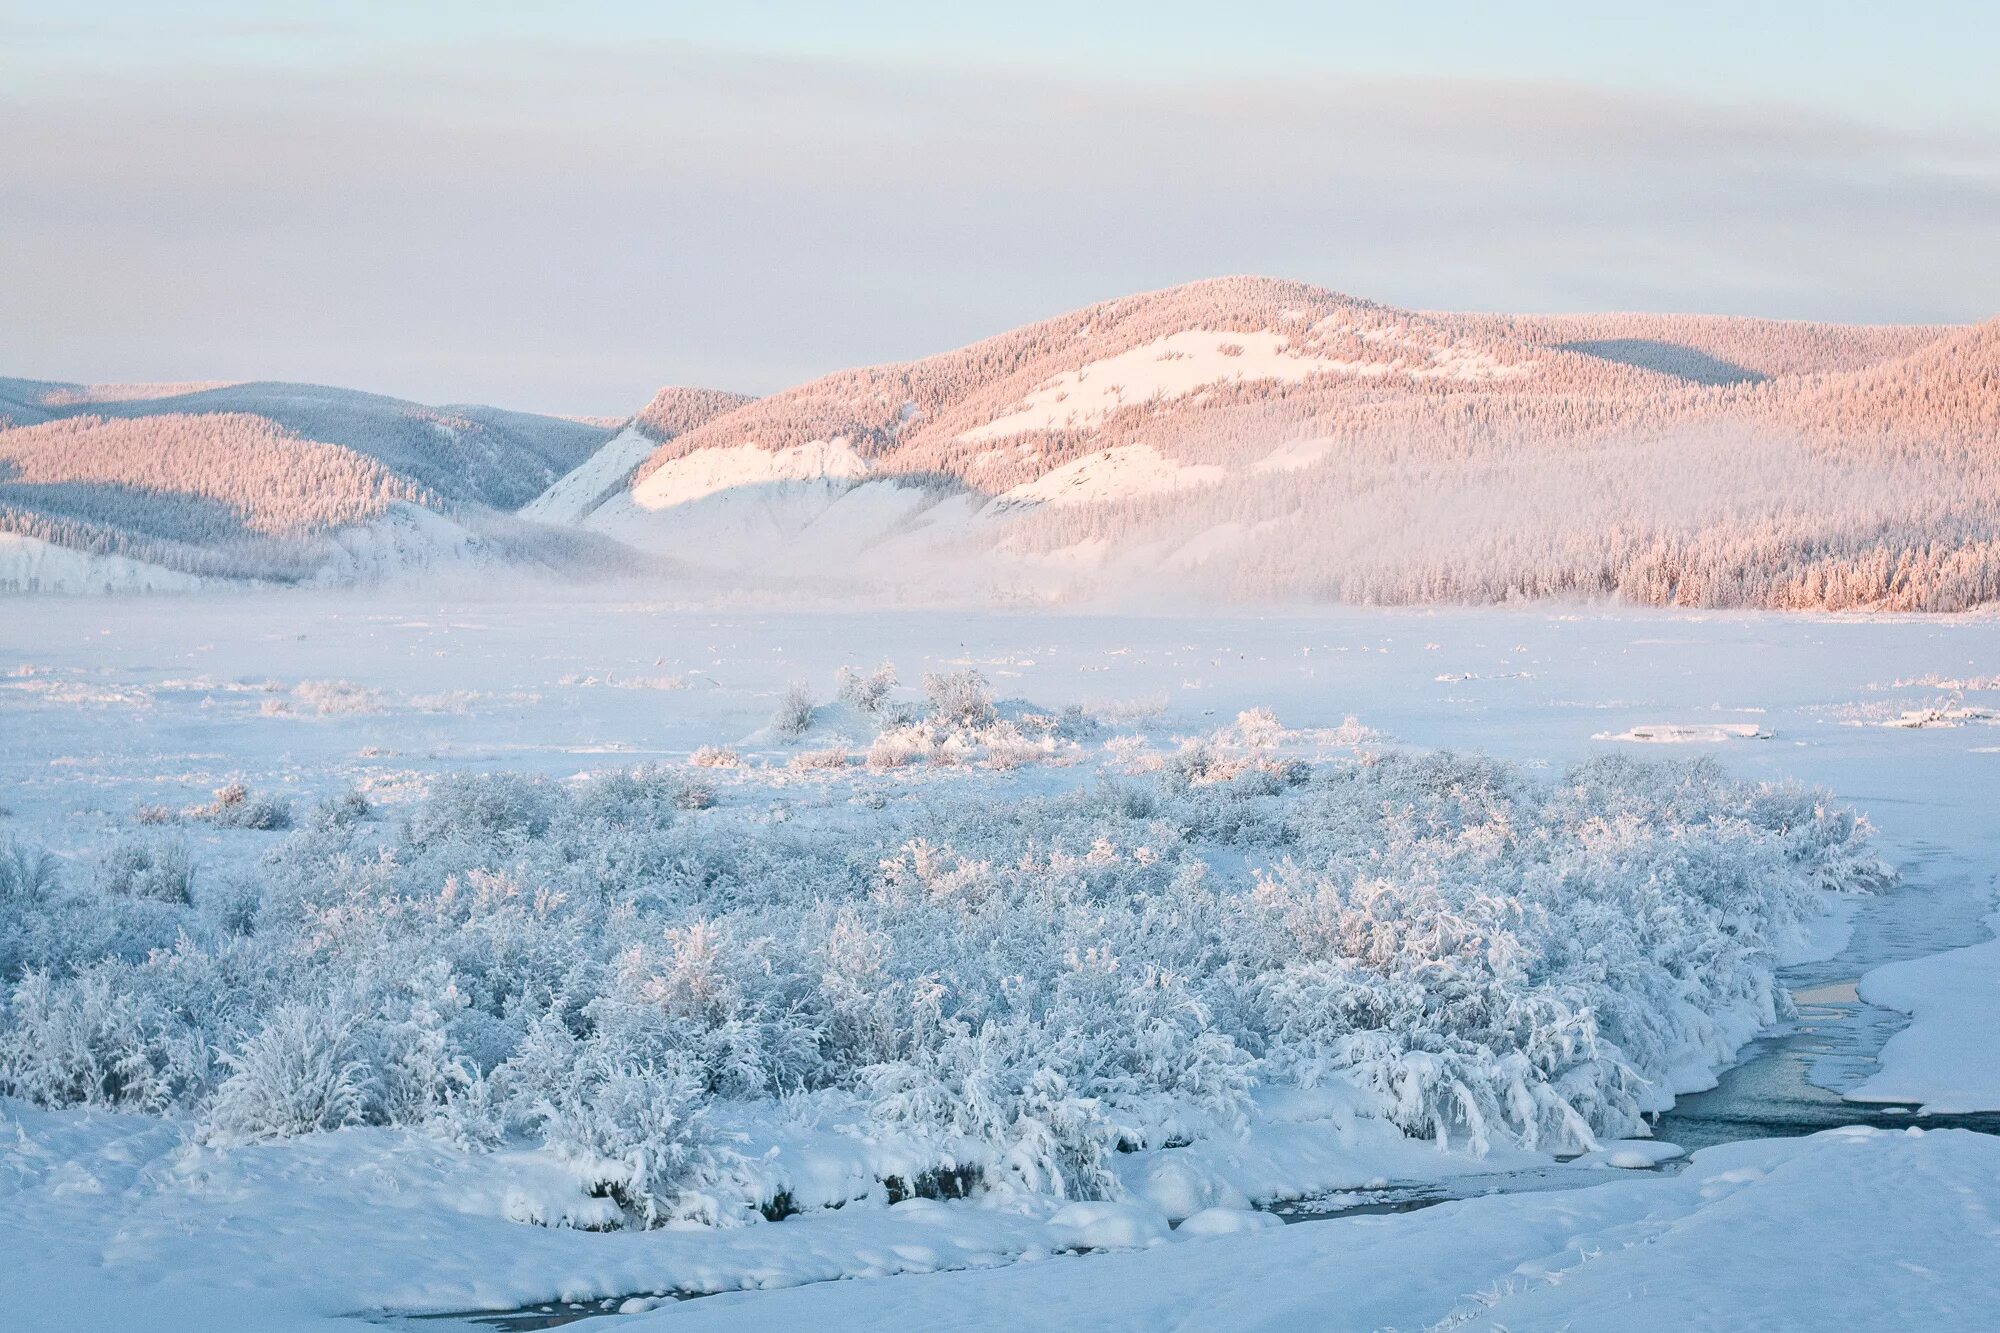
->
1878 706 2000 729
1595 723 1771 743
1174 1206 1284 1238
1044 1201 1172 1251
1573 1139 1685 1169
1852 921 2000 1112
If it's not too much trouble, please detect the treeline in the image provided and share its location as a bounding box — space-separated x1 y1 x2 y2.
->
0 503 336 583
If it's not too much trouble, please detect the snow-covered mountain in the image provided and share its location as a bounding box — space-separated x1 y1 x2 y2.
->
0 379 642 589
7 279 1994 607
520 388 753 527
538 277 1993 610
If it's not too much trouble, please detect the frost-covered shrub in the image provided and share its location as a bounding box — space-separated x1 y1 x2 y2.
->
923 669 995 728
867 1020 1122 1200
0 968 203 1111
0 745 1892 1224
185 780 293 830
1233 707 1284 749
577 765 713 816
309 788 372 829
1031 704 1100 742
289 679 387 716
404 772 558 847
0 839 59 901
205 1005 365 1142
96 836 194 903
771 684 816 740
866 727 933 770
689 745 740 769
790 746 849 772
496 1014 709 1225
837 663 903 719
983 727 1047 770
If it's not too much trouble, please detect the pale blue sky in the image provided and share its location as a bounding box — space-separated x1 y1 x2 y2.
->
3 1 1996 412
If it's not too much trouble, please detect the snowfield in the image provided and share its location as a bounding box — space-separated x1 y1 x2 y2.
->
1 593 1997 1330
517 426 662 526
0 531 207 595
998 445 1228 507
959 329 1390 442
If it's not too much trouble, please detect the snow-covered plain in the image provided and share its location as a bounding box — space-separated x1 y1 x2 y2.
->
2 593 1998 1330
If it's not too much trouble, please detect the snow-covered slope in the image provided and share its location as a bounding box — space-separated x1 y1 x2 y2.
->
522 389 758 529
10 280 1991 608
0 378 641 589
0 531 207 594
0 379 615 510
998 445 1226 507
520 426 662 526
547 278 1993 610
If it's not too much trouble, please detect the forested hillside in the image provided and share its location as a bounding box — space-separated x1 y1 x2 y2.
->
0 379 627 587
564 278 1996 612
8 280 1994 608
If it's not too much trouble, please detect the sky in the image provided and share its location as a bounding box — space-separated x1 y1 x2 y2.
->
3 1 1997 415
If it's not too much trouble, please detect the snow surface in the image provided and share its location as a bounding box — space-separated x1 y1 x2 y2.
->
1593 722 1772 743
626 1128 2000 1333
2 596 1997 1329
577 439 931 570
1852 910 2000 1111
1252 436 1338 473
962 330 1387 442
518 425 657 525
0 532 206 594
628 439 871 511
998 444 1227 507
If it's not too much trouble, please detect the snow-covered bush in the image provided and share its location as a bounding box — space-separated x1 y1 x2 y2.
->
0 968 204 1111
0 839 59 901
309 788 372 829
0 741 1891 1226
866 728 931 769
689 745 740 769
837 663 905 720
576 764 713 816
923 669 996 728
204 1005 366 1142
288 679 387 716
771 684 816 740
404 772 558 847
95 836 194 903
185 780 293 830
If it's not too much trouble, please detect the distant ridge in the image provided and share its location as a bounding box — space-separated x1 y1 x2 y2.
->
0 378 634 588
537 276 1992 610
6 279 1994 608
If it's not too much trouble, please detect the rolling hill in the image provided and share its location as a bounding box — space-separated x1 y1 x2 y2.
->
539 277 1993 610
6 278 1993 608
0 379 635 590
